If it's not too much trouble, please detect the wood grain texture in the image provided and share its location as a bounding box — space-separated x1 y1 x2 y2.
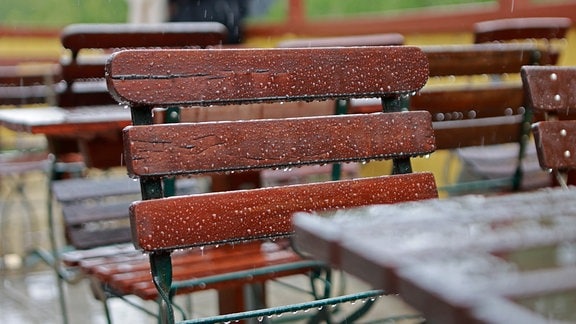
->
130 172 438 251
123 112 435 177
533 120 576 170
522 66 576 115
106 46 429 106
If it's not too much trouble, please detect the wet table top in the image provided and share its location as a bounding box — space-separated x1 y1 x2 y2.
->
0 105 131 137
293 187 576 323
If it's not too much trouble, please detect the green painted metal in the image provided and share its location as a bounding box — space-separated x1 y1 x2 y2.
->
382 95 413 175
150 252 175 324
162 107 180 197
180 290 385 324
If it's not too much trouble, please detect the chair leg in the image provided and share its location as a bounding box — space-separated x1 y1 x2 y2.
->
0 175 39 262
90 278 115 324
150 252 175 324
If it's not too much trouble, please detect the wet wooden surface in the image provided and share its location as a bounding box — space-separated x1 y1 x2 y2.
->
0 106 130 137
293 187 576 323
106 46 429 106
131 173 438 251
124 112 435 177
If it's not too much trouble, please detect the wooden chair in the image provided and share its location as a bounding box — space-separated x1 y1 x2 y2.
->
57 22 228 108
523 65 576 188
49 22 229 169
104 46 438 323
153 34 407 191
39 22 229 324
0 64 57 268
474 17 571 65
0 64 60 107
352 43 556 194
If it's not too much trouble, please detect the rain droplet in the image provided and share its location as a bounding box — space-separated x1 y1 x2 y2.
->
554 94 561 102
561 129 567 136
564 150 571 158
550 73 558 81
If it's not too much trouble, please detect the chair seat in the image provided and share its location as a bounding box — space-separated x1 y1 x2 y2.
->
66 240 310 300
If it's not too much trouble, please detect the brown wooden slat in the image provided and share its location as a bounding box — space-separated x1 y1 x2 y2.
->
522 66 576 115
433 117 523 150
412 85 524 120
89 242 305 299
60 59 107 81
532 120 576 170
130 172 438 252
60 22 228 57
422 43 550 77
106 46 429 106
474 17 571 44
123 112 435 177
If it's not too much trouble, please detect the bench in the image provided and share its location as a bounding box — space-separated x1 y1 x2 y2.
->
98 46 437 323
352 42 557 194
523 65 576 188
38 22 229 324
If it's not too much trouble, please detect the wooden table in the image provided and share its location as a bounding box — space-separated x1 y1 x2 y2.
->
293 187 576 323
0 105 131 169
0 106 130 137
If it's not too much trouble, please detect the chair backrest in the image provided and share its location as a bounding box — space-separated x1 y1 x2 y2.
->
473 17 572 65
352 43 554 149
416 43 553 149
107 47 437 321
0 64 60 107
57 22 228 108
474 17 571 43
52 22 228 170
522 66 576 176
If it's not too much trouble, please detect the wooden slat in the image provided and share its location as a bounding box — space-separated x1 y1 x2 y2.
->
60 22 228 57
412 84 524 120
532 120 576 170
60 56 107 81
130 172 438 251
106 46 429 106
474 17 571 44
422 43 551 76
522 66 576 115
433 116 523 150
123 112 435 177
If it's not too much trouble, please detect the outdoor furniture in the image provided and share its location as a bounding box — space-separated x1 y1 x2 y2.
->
523 65 576 187
473 16 571 65
293 186 576 323
0 22 230 324
104 45 437 323
351 43 556 194
0 64 57 269
0 64 60 106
